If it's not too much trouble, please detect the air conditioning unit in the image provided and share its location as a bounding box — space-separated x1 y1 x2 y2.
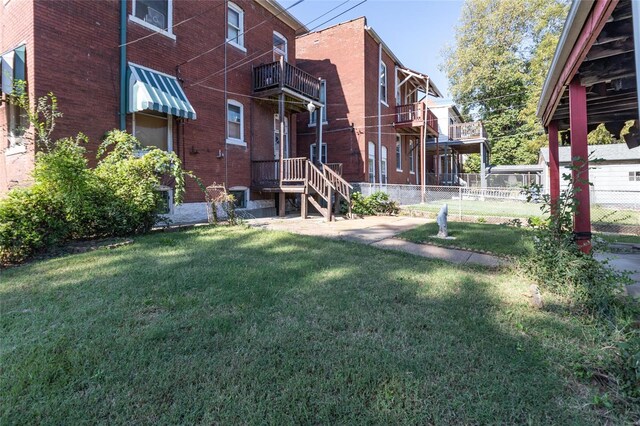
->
145 7 166 29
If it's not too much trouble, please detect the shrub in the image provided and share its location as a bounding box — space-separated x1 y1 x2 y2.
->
0 87 198 264
351 191 399 216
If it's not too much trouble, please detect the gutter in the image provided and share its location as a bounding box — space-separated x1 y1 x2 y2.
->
119 0 126 130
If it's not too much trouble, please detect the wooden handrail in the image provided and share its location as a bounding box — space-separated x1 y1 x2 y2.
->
307 161 334 203
282 157 307 182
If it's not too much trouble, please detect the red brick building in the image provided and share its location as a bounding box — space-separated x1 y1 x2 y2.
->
1 0 324 220
295 17 442 186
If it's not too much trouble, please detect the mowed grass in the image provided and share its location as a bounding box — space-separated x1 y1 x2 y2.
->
1 226 612 423
398 222 535 257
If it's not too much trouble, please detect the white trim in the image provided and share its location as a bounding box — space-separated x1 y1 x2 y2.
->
228 186 249 209
226 99 245 146
381 145 388 184
129 0 175 40
5 140 26 156
309 143 327 163
227 2 245 51
395 135 402 171
309 79 327 126
380 61 388 105
409 139 415 174
273 30 288 62
156 185 174 215
368 141 376 183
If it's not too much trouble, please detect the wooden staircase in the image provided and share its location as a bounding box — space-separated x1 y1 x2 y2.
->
251 157 352 221
302 160 352 221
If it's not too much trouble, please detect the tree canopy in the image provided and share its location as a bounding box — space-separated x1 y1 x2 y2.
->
442 0 568 165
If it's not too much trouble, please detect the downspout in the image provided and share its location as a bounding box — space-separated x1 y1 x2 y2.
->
377 43 382 186
119 0 126 130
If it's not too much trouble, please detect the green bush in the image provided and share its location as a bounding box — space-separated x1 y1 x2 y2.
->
0 128 195 264
350 191 399 216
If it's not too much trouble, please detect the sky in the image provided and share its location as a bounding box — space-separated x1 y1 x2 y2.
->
277 0 465 99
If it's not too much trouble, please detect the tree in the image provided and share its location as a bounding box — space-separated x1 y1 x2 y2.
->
442 0 568 165
462 153 480 173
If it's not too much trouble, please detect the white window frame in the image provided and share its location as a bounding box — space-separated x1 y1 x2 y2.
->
409 140 415 174
630 171 640 182
156 185 174 215
129 0 176 40
273 31 288 62
380 61 388 106
5 100 27 156
395 135 402 171
132 111 173 152
381 146 388 184
226 99 245 146
227 2 246 52
228 186 249 209
310 143 327 164
309 80 327 126
368 141 376 183
274 114 289 158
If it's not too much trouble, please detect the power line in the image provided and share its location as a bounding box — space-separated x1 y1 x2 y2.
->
119 2 226 48
308 0 368 32
178 0 305 67
187 0 355 89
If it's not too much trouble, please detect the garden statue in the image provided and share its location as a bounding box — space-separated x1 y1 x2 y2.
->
436 204 448 238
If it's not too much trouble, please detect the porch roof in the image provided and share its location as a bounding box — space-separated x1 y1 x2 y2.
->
537 0 639 140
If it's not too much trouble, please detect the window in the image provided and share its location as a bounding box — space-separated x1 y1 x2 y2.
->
5 100 27 154
381 146 388 184
368 141 376 183
310 143 327 163
630 171 640 182
133 111 171 151
273 31 287 61
131 0 174 38
227 100 244 145
309 80 327 126
395 135 402 171
380 62 387 105
273 114 289 158
156 186 173 214
227 2 245 50
409 140 415 174
229 188 247 209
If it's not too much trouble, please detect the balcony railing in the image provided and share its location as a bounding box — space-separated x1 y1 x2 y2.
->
251 158 343 189
449 121 487 140
395 103 438 133
253 59 321 101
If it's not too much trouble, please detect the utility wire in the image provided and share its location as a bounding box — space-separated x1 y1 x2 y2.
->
178 0 305 66
308 0 368 32
119 1 226 47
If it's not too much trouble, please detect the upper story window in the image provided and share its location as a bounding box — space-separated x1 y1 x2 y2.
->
131 0 174 39
309 80 327 126
380 62 388 105
629 171 640 182
310 143 327 164
227 100 245 145
273 31 287 62
227 2 245 51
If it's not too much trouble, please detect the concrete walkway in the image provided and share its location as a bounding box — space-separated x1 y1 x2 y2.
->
247 215 506 267
595 252 640 298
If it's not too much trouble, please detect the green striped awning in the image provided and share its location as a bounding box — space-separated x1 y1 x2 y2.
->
127 63 196 120
1 45 26 95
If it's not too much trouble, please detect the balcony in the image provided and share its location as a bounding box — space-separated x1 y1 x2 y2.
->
253 59 321 103
394 102 438 136
449 121 487 141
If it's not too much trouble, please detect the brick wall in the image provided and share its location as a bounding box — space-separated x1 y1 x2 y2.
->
2 0 300 203
296 18 420 186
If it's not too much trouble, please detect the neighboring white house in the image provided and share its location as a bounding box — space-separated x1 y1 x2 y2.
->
427 98 490 186
539 143 640 206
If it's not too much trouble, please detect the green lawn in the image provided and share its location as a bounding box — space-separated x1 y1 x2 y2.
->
398 222 534 257
0 227 622 423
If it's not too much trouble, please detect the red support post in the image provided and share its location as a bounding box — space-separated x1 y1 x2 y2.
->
548 120 560 214
568 78 591 253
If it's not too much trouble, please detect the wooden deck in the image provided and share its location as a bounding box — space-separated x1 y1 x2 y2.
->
251 158 352 221
394 102 439 136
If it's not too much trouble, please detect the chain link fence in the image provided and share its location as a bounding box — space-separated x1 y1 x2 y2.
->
353 183 640 235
